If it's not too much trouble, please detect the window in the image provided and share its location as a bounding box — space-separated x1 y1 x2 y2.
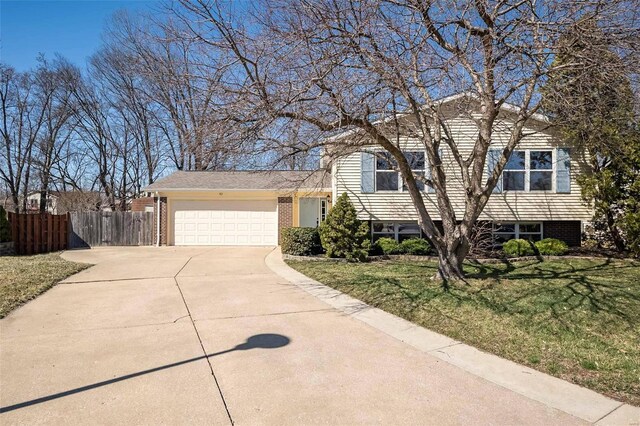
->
397 222 422 241
502 150 554 192
375 153 398 191
530 151 553 191
493 222 543 244
372 222 422 242
493 223 516 244
372 222 395 240
375 151 425 192
320 199 327 222
518 223 543 241
403 152 426 192
504 151 525 191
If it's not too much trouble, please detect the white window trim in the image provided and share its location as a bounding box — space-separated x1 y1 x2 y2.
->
319 199 327 223
371 221 422 241
374 151 426 193
492 222 544 242
503 149 555 193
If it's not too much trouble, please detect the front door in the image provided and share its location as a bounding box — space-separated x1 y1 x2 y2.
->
299 198 325 227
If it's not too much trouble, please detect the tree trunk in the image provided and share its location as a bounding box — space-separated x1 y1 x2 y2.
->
39 189 47 213
432 234 470 283
606 208 626 252
11 193 19 214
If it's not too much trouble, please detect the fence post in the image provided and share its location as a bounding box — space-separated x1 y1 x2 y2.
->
9 212 18 250
65 212 70 250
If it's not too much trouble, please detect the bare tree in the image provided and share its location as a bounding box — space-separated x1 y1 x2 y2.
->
105 11 251 172
68 70 129 210
31 56 80 212
0 65 45 212
175 0 638 280
90 45 164 188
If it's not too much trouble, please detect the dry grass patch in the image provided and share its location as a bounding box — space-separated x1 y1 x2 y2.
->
0 253 90 318
287 258 640 406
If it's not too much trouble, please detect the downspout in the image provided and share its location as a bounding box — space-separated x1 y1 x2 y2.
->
156 191 160 247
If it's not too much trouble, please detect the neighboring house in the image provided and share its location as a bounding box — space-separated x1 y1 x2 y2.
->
25 191 110 214
25 192 58 213
144 97 591 247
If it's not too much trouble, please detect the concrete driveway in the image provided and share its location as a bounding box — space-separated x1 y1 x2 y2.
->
1 246 583 425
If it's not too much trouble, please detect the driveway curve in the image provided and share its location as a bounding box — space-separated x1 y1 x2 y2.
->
1 246 584 425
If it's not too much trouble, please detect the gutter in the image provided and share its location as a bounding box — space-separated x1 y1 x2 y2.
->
142 188 332 192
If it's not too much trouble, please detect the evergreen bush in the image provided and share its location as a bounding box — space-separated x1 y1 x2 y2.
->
319 193 370 261
0 206 11 243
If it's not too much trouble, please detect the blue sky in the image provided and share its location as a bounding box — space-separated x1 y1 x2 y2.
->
1 0 158 71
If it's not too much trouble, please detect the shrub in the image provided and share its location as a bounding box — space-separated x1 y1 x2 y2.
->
619 212 640 257
400 238 431 255
281 227 322 256
374 237 402 255
319 193 370 261
535 238 569 256
368 242 384 256
502 239 535 257
0 206 10 243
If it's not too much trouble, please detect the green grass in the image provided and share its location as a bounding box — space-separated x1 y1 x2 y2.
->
287 258 640 406
0 253 90 318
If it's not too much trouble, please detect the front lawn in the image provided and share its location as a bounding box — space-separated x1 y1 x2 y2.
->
287 258 640 406
0 253 90 318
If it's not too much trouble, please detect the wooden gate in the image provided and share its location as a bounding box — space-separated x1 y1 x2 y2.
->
68 211 154 248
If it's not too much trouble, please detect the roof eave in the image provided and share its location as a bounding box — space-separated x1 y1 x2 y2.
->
142 187 332 192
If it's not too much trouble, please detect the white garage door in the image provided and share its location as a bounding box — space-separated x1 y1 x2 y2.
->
173 200 278 246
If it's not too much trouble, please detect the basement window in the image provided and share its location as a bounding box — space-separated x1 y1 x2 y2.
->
493 222 543 244
372 222 422 242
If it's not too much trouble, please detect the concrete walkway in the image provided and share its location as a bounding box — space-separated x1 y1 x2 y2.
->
0 247 633 425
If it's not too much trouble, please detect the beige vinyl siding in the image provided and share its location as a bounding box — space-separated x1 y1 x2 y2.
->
333 116 592 222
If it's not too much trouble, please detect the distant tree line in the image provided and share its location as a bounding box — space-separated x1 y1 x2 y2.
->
0 9 317 213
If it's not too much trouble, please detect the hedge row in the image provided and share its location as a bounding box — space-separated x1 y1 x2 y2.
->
281 227 570 260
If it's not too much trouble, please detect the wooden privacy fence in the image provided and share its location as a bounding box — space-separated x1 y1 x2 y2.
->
8 212 68 255
68 211 154 248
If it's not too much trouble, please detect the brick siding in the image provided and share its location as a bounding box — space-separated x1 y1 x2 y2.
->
277 197 293 244
131 197 154 212
543 220 582 247
152 197 168 245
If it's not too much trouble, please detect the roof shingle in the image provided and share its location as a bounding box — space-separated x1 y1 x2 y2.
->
143 170 331 192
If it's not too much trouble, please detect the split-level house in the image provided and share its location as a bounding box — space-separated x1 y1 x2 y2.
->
144 96 591 247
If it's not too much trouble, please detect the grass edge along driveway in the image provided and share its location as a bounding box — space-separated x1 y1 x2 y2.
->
286 257 640 406
0 252 90 318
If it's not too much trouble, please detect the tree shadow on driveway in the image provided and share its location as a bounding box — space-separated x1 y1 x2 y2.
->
0 333 291 413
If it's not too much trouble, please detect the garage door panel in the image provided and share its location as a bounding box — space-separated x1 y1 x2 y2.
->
172 200 277 246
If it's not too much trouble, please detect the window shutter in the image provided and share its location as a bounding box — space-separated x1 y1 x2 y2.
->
487 149 502 193
361 151 375 193
556 148 571 193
